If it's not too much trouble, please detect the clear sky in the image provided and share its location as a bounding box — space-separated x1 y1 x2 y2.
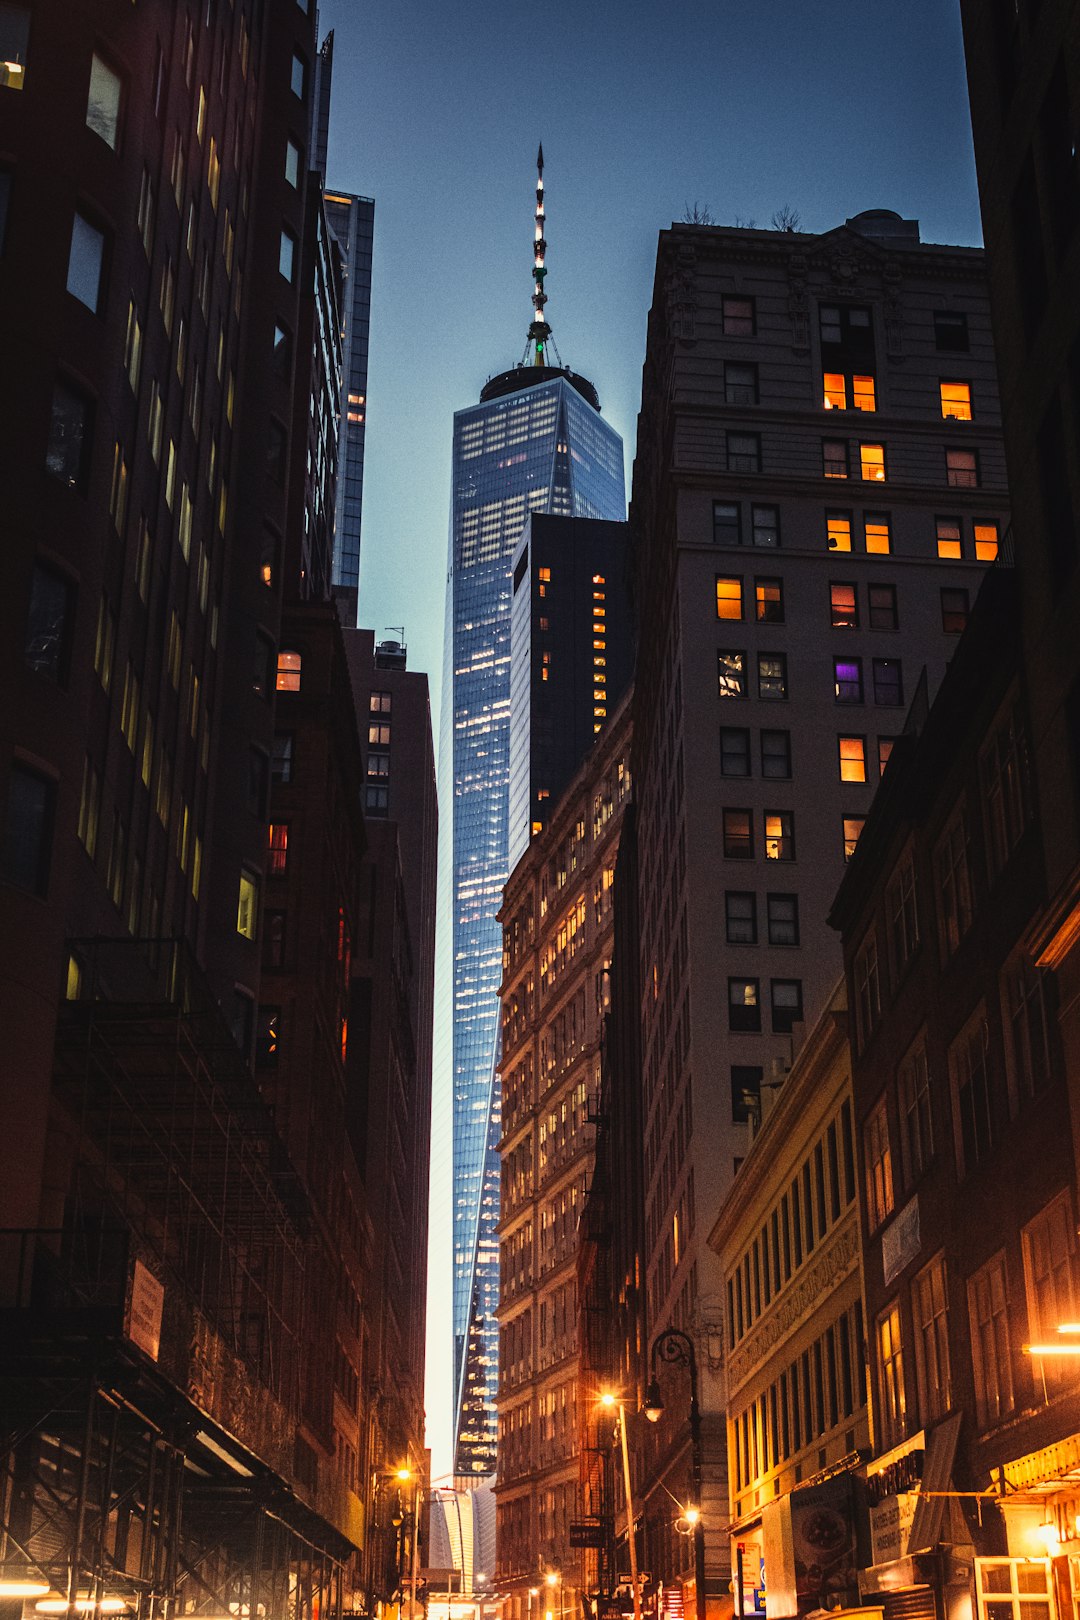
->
314 0 985 1474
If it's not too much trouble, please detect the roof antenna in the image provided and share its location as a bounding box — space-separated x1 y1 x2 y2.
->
522 144 563 369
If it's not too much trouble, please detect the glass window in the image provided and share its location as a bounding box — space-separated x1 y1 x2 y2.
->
860 442 886 481
947 447 979 487
276 649 302 691
725 891 757 944
66 213 106 312
878 736 896 776
827 511 852 552
937 812 973 958
273 322 292 377
727 432 761 472
834 657 863 703
279 227 296 282
934 310 969 352
45 381 92 491
725 362 758 403
718 650 746 698
873 658 904 706
830 581 857 628
237 868 259 938
941 587 969 633
823 440 849 479
722 295 755 336
728 977 761 1032
365 783 389 816
771 979 803 1033
852 374 876 411
25 564 73 682
767 892 799 946
974 522 999 561
968 1253 1014 1426
899 1038 933 1183
291 51 306 97
888 856 920 977
843 816 865 860
868 584 898 630
876 1302 906 1447
758 652 787 700
839 735 867 782
854 933 881 1049
716 576 743 620
367 751 390 780
268 821 289 875
864 1098 894 1230
864 513 891 554
1 762 55 894
940 380 972 421
950 1012 995 1174
86 54 122 148
752 504 779 547
732 1065 763 1123
823 371 846 410
723 808 753 859
936 516 963 558
760 729 791 779
285 137 302 187
713 501 741 545
755 577 783 623
764 811 794 861
0 5 30 90
272 732 294 782
720 727 751 776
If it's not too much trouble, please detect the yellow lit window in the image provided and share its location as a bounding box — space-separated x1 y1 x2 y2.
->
940 381 971 421
936 518 962 559
974 523 999 562
827 513 852 552
860 443 886 481
65 954 82 1001
823 372 846 410
237 870 258 939
864 516 891 555
839 736 867 782
716 577 743 620
594 706 606 718
208 137 220 209
852 375 876 412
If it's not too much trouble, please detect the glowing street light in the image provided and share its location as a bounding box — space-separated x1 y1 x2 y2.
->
600 1392 643 1620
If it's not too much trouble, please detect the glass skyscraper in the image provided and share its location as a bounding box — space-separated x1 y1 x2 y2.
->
445 363 625 1474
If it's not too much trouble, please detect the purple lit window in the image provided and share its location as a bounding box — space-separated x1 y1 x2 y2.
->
834 658 863 703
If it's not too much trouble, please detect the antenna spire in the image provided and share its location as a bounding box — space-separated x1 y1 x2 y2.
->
528 142 551 365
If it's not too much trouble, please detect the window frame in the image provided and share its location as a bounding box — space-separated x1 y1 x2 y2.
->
719 726 751 777
725 890 757 945
830 581 858 629
722 295 756 337
718 649 746 699
722 808 754 860
728 975 762 1032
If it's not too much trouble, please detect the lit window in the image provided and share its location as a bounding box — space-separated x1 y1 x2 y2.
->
864 514 891 554
946 447 979 487
834 658 863 704
0 6 30 90
843 816 865 860
823 440 848 479
718 650 745 698
237 869 259 939
268 822 289 875
764 811 794 861
827 511 852 551
974 522 999 561
722 296 755 336
830 582 857 628
839 736 867 783
755 578 783 623
936 517 963 559
876 1302 906 1447
67 213 106 312
823 372 846 410
852 374 876 412
940 380 972 421
727 977 760 1031
716 576 743 620
969 1256 1015 1428
860 442 886 481
276 649 302 691
208 136 220 208
757 653 787 700
86 54 121 148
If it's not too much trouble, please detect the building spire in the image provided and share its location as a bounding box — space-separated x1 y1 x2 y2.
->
528 143 551 365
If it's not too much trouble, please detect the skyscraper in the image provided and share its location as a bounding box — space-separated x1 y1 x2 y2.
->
443 149 626 1476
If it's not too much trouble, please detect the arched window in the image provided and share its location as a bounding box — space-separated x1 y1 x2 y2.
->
276 649 301 692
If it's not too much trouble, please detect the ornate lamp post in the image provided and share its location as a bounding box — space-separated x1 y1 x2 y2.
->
643 1330 707 1620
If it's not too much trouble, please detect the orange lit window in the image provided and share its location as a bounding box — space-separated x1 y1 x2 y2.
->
823 373 846 410
827 513 852 552
852 375 876 412
864 515 891 555
936 518 962 560
974 523 999 562
592 574 605 585
839 736 867 783
860 443 886 482
716 577 743 620
538 567 551 581
276 650 302 691
940 381 972 421
593 639 605 650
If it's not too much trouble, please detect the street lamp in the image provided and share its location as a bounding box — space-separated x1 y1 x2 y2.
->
600 1393 643 1620
396 1466 423 1620
643 1329 707 1620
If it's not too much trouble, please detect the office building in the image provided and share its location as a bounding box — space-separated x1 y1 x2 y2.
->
324 188 375 609
442 150 625 1477
625 210 1007 1604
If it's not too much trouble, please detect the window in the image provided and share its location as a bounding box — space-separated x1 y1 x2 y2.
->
367 752 390 780
365 783 389 816
758 653 787 700
720 728 751 777
86 54 122 148
368 722 391 747
888 857 920 976
826 512 852 552
974 521 999 561
25 564 73 683
878 736 896 776
937 813 973 957
771 979 803 1033
718 650 746 698
1023 1192 1078 1393
820 302 874 355
936 516 962 559
838 736 866 782
760 729 791 779
276 650 302 692
864 513 891 554
285 137 302 187
946 447 979 487
823 440 849 479
853 933 880 1048
864 1098 894 1230
868 583 898 631
725 362 758 403
823 372 876 411
941 587 969 633
268 822 289 876
860 442 886 481
267 419 288 483
951 1011 995 1174
877 1304 906 1447
253 632 274 700
45 382 92 491
722 295 755 336
725 891 757 944
830 582 857 628
767 893 799 946
940 381 972 421
713 501 741 546
716 576 743 620
723 808 753 859
727 432 761 473
843 816 865 860
764 810 794 861
899 1038 933 1183
983 705 1031 875
934 310 969 352
1 763 55 895
728 977 761 1032
732 1065 763 1124
67 213 106 312
834 657 863 703
968 1252 1014 1426
1003 953 1050 1104
751 504 779 547
237 869 259 939
273 322 292 377
0 6 29 89
291 51 306 97
873 658 903 706
279 227 296 282
755 578 783 623
272 732 294 783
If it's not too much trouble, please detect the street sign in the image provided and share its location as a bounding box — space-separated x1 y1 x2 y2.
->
570 1519 611 1548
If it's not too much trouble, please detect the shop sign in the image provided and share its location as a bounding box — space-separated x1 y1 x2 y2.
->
867 1431 926 1566
126 1259 164 1361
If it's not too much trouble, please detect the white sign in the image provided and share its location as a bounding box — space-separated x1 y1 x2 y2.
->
881 1197 920 1287
127 1260 164 1361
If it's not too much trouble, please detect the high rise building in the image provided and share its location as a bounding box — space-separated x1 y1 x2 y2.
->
442 149 626 1477
325 188 375 609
